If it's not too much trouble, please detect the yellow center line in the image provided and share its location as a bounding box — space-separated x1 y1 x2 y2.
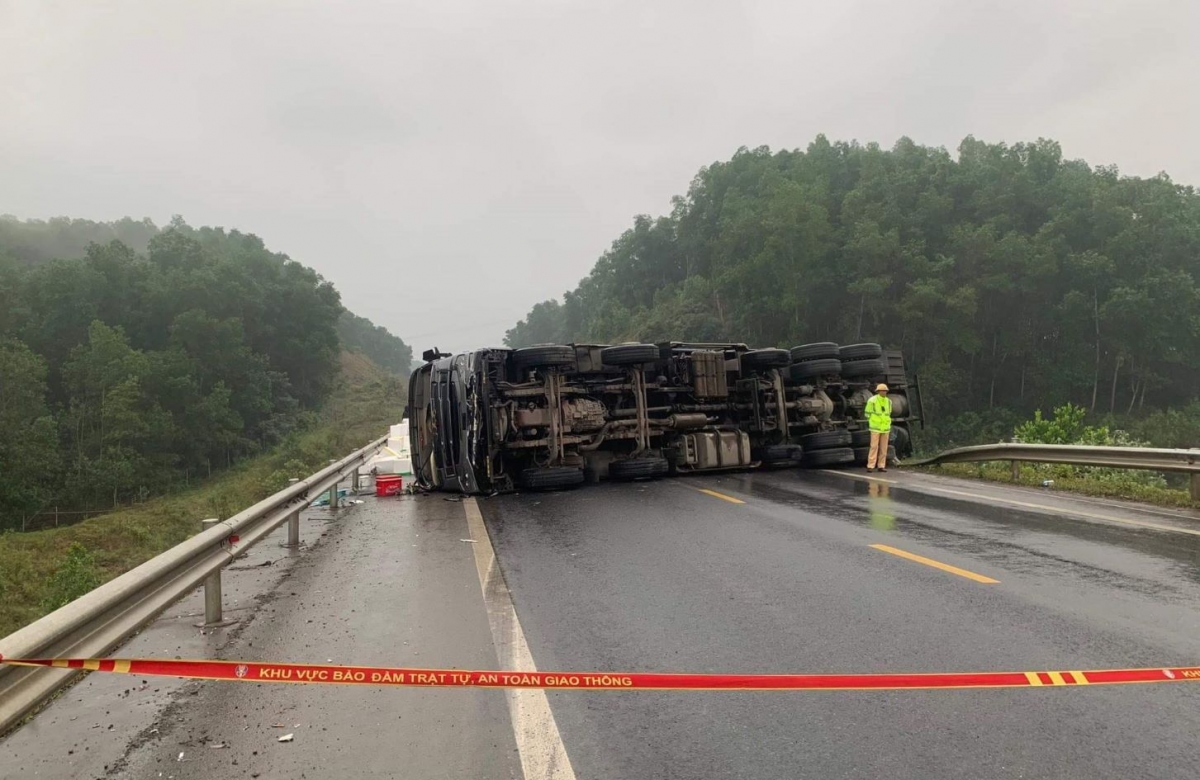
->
870 544 999 584
695 488 746 505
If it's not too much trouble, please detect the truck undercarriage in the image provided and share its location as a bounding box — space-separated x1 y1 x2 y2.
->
408 341 921 493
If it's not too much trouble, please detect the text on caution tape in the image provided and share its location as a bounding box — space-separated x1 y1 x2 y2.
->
2 656 1200 691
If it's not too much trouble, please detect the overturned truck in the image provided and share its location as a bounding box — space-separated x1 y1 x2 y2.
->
408 342 922 493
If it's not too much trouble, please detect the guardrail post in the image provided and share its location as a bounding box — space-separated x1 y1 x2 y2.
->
352 467 360 493
327 460 339 510
201 518 224 625
285 478 300 547
1011 461 1020 481
1191 474 1200 503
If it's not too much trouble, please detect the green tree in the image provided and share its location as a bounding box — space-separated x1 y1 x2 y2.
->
0 339 59 529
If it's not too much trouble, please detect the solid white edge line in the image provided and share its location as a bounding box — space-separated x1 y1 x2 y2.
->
464 497 578 780
818 470 1200 538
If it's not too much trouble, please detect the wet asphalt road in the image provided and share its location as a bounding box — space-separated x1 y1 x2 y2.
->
5 468 1200 779
1 497 522 780
481 470 1200 780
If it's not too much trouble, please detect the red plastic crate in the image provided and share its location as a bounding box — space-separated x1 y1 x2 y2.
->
375 475 403 497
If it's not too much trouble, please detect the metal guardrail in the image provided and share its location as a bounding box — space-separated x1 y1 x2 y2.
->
0 436 386 736
907 443 1200 499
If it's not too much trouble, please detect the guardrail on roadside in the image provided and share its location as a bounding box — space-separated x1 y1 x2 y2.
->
0 436 386 736
907 443 1200 499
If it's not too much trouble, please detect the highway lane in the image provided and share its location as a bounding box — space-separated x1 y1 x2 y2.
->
4 467 1200 779
480 470 1200 780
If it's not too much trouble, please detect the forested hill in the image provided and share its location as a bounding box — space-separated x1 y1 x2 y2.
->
0 215 161 265
0 217 409 528
505 136 1200 428
335 312 413 375
0 215 412 373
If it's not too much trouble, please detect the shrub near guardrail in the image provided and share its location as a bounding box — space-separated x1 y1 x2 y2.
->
937 461 1193 507
1012 403 1169 490
39 543 102 612
918 403 1197 508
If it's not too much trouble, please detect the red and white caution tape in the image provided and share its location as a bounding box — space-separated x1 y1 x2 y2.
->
3 656 1200 691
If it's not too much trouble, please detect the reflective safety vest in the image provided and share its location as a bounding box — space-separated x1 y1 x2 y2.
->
865 394 892 433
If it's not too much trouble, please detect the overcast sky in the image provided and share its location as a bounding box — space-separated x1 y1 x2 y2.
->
2 0 1197 353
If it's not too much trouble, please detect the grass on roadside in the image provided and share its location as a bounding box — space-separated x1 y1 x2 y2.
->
915 461 1199 510
0 351 405 638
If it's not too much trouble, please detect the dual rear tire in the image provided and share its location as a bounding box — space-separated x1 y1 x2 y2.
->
799 428 854 468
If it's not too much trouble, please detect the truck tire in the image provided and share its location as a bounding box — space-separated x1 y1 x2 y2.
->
790 358 841 381
889 395 910 417
789 342 840 362
841 358 886 379
513 345 575 370
520 466 585 489
741 348 791 370
802 447 855 468
838 343 883 361
601 343 660 366
850 428 872 448
800 430 852 450
608 457 670 480
753 444 803 464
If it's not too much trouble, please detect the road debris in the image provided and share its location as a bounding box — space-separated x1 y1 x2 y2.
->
278 733 294 743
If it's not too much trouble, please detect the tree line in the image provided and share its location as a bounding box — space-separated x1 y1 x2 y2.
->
0 217 410 529
505 136 1200 445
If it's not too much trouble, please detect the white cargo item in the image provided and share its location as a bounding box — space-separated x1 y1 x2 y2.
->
369 419 413 475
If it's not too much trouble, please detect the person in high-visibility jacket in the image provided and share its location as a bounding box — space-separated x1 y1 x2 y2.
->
864 383 892 472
